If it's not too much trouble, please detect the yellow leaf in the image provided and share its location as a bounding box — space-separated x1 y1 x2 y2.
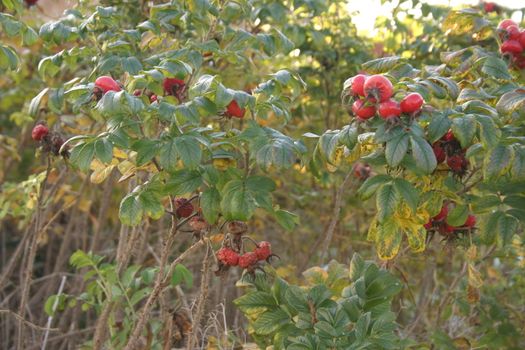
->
468 263 483 288
91 164 116 184
113 148 128 159
376 218 402 260
367 217 378 242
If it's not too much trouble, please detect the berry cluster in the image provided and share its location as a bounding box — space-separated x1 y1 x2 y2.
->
216 241 272 270
498 19 525 69
31 123 69 158
424 202 476 238
224 100 246 119
345 74 424 121
432 130 469 175
93 76 122 100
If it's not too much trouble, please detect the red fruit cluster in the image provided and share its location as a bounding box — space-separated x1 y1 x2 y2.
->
163 78 185 96
498 20 525 69
432 130 469 175
345 74 424 121
31 123 69 158
225 100 246 119
424 202 476 237
216 241 272 270
174 198 194 218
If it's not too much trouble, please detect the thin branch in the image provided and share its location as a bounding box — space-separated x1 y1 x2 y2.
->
0 310 59 333
319 170 354 263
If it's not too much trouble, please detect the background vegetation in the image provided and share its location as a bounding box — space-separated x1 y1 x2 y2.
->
1 0 525 349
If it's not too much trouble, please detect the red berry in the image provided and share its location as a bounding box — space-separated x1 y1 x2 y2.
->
498 19 518 30
350 74 367 97
433 205 449 221
500 40 523 55
464 215 476 228
514 55 525 69
400 93 424 113
424 221 432 230
217 247 239 266
519 31 525 50
352 99 376 120
133 89 142 96
254 241 272 261
363 74 393 102
447 154 465 172
150 94 158 103
506 25 521 40
175 198 194 218
484 2 496 12
238 252 258 269
24 0 38 6
432 143 446 163
225 100 246 118
94 76 121 93
378 99 401 119
32 124 49 141
442 130 455 142
163 78 185 96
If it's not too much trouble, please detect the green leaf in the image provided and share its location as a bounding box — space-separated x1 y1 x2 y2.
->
252 308 290 335
376 183 398 223
200 187 220 224
349 254 366 282
119 194 143 226
481 56 512 80
484 145 513 180
175 136 202 169
410 135 437 174
234 291 277 313
94 138 113 164
497 214 519 246
427 112 451 143
392 178 419 214
496 89 525 114
385 133 409 167
70 141 95 172
475 115 500 149
165 170 202 195
451 116 476 148
446 204 468 226
138 190 164 220
274 209 299 231
480 211 503 244
358 175 392 200
220 180 257 221
362 56 404 73
0 44 19 72
159 139 178 170
29 88 49 118
134 139 160 166
171 264 193 288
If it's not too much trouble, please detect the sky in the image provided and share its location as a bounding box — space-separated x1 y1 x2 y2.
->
348 0 525 33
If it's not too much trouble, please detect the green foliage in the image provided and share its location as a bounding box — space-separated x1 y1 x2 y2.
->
235 254 402 349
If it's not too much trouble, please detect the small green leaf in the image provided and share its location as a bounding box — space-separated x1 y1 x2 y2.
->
200 187 220 224
119 194 143 226
410 135 437 174
385 133 409 167
376 183 398 223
